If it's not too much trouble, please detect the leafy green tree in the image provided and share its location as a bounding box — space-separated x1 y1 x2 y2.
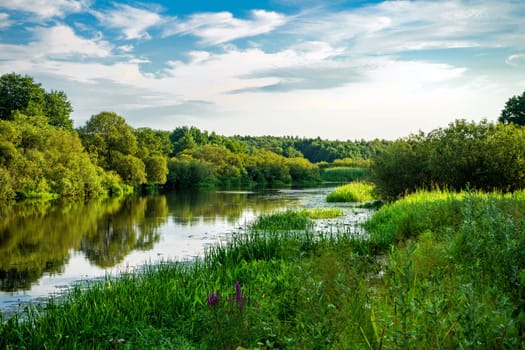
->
499 91 525 125
167 157 216 188
44 90 73 130
111 152 147 186
135 127 172 159
0 73 74 130
78 111 138 166
428 120 494 190
0 166 15 200
144 155 168 184
287 157 321 184
0 73 46 120
0 112 106 200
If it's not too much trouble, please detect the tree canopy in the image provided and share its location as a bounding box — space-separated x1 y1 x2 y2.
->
0 73 73 130
499 91 525 125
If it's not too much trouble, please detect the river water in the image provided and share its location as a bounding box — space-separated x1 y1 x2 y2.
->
0 187 372 316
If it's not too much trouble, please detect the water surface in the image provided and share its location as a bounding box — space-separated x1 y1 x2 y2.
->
0 187 370 314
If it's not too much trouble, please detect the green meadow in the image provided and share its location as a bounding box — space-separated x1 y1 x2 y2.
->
1 190 523 349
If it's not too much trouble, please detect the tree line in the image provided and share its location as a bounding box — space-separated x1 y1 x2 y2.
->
370 91 525 199
371 115 525 199
0 73 383 201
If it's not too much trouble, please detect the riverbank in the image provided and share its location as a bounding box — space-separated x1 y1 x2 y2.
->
1 190 524 349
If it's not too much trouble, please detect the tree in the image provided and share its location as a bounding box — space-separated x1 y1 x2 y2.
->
144 155 168 184
78 111 146 185
0 73 46 120
45 90 74 130
499 91 525 125
0 73 74 129
78 111 138 169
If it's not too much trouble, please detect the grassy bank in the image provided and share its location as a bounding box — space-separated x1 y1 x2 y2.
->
1 191 524 349
326 181 376 203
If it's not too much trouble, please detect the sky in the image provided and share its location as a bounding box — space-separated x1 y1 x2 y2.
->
0 0 524 140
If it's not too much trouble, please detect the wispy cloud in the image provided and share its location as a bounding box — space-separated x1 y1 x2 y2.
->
0 0 87 19
290 0 525 53
0 24 112 62
0 13 11 28
164 10 288 44
91 3 164 40
506 53 525 67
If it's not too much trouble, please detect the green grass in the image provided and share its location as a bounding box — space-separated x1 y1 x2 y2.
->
1 193 524 349
302 207 344 219
321 167 367 182
326 181 376 203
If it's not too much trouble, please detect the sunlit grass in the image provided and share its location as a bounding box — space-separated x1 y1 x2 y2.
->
326 181 375 203
301 207 344 219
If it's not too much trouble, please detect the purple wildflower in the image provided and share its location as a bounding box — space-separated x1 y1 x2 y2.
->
206 291 220 307
234 281 246 310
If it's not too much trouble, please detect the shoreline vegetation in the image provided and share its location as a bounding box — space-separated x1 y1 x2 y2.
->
1 75 525 347
0 72 381 203
1 190 523 348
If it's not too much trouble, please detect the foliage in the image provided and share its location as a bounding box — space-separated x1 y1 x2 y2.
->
78 111 149 186
371 120 525 199
499 90 525 125
0 113 108 200
167 157 217 189
322 167 368 182
44 90 74 130
326 181 376 203
0 73 73 130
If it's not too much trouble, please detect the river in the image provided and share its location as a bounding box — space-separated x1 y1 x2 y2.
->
0 187 372 316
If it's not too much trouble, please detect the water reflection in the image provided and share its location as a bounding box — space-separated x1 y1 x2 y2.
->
0 189 300 294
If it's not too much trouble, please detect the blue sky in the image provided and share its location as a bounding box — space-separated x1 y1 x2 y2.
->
0 0 524 140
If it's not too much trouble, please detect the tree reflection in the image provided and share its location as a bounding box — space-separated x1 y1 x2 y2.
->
80 196 165 267
0 196 166 291
0 189 298 292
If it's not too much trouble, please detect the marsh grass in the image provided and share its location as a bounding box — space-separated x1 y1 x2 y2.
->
1 192 524 349
322 167 367 182
326 181 376 203
302 207 344 219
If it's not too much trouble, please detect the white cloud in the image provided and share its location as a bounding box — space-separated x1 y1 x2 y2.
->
91 4 164 40
0 13 11 28
506 54 525 67
291 0 525 53
0 0 87 19
31 25 112 58
0 24 112 60
366 59 466 84
164 10 287 44
118 45 134 53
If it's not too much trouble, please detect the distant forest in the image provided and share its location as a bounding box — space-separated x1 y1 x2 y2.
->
2 72 524 202
0 73 388 201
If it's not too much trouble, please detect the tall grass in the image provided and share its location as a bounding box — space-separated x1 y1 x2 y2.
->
1 192 524 349
326 181 375 203
367 190 525 349
322 167 367 182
